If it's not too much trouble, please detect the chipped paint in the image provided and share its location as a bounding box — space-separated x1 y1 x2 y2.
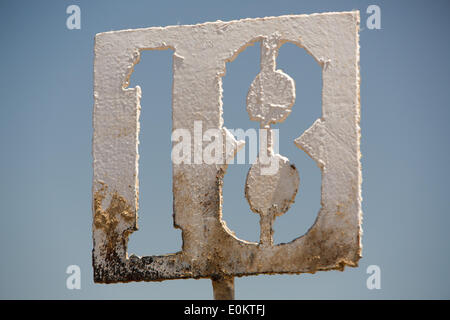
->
93 183 135 260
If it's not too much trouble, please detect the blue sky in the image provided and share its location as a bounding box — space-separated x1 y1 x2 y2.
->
0 0 449 299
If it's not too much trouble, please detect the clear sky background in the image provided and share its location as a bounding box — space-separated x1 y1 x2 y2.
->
0 0 449 299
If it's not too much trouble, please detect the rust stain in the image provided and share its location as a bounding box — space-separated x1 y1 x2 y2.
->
93 183 135 260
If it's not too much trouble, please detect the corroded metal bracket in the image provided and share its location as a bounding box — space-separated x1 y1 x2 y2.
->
92 12 362 299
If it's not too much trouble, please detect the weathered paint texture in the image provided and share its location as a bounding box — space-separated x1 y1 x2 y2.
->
92 12 362 284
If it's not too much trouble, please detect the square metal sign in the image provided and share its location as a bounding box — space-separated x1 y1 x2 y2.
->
92 11 362 294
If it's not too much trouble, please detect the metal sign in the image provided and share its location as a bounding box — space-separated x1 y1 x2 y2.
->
92 11 362 299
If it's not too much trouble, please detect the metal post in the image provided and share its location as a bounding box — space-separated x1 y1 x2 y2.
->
212 275 235 300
